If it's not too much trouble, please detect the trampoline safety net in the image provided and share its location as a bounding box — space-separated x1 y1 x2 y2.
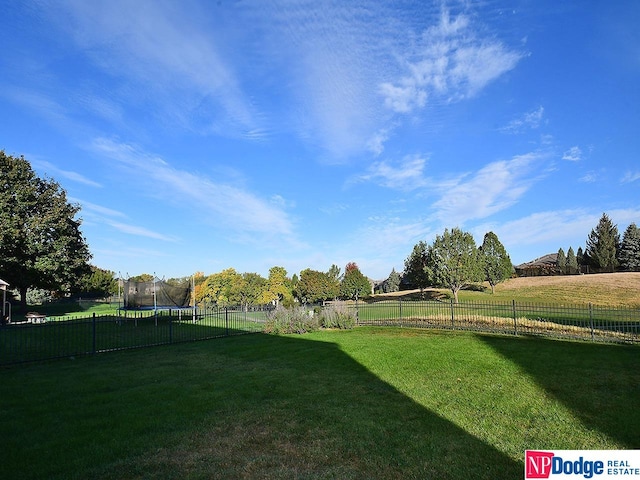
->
123 278 191 309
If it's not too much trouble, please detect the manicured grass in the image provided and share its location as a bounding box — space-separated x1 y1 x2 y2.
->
1 328 638 479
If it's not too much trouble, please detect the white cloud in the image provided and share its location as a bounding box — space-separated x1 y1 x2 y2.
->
49 0 261 138
380 9 522 114
562 146 582 161
500 106 545 134
355 154 429 191
107 221 179 242
431 152 545 224
33 160 102 188
91 138 295 239
621 171 640 184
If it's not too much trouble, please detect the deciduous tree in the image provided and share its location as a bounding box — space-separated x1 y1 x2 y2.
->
340 262 370 300
427 228 482 303
0 151 91 307
77 266 117 298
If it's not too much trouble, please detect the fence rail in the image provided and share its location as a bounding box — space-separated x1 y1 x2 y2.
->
355 299 640 344
0 306 269 366
1 300 638 366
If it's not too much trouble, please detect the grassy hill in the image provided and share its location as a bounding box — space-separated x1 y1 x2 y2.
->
373 272 640 308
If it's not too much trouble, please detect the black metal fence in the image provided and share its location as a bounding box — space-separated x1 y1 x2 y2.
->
0 306 269 366
356 299 640 344
2 300 639 366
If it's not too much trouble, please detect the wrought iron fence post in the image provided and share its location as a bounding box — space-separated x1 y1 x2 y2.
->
92 312 97 355
450 298 455 329
399 298 403 324
169 314 173 344
512 299 517 336
589 303 594 342
225 307 229 336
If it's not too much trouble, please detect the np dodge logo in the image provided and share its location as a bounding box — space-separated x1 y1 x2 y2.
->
526 451 604 479
525 450 640 479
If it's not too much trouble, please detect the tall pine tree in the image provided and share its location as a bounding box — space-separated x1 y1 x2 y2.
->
619 223 640 271
585 213 620 272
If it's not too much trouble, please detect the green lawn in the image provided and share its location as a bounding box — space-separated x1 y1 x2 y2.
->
1 327 638 479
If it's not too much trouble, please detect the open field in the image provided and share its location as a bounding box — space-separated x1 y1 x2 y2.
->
1 328 638 479
374 272 640 307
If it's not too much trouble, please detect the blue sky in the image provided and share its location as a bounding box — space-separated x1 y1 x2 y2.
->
1 0 639 281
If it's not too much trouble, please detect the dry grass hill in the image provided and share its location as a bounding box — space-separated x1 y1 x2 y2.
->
373 272 640 308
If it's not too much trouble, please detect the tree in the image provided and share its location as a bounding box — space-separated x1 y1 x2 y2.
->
0 151 92 307
263 266 293 306
427 228 482 303
576 247 585 269
566 247 578 274
585 213 620 272
480 232 512 294
556 248 567 274
326 264 342 299
384 268 401 293
199 268 243 306
77 266 117 298
403 241 431 293
296 269 334 304
619 223 640 271
339 262 371 300
237 272 267 309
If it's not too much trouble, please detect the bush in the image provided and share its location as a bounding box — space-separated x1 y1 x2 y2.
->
263 303 356 334
264 305 319 334
319 302 356 330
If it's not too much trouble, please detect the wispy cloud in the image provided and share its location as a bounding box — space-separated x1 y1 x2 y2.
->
379 9 523 114
431 152 546 224
33 160 102 188
72 199 126 218
621 171 640 184
500 106 545 134
562 146 582 161
91 138 295 239
354 154 429 191
107 221 179 242
48 1 262 139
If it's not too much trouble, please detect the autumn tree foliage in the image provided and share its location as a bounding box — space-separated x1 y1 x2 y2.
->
339 262 371 300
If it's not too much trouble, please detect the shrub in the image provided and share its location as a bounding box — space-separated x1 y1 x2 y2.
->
264 305 319 334
319 302 356 330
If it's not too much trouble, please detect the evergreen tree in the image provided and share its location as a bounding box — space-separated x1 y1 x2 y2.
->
566 247 578 274
480 232 512 293
619 223 640 271
384 268 401 293
404 241 431 293
576 247 585 267
585 213 620 272
556 248 567 274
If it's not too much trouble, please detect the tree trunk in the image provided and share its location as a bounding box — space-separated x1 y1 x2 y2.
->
19 286 28 310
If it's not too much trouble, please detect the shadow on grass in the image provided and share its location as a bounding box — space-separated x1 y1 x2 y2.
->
1 332 521 480
478 334 640 448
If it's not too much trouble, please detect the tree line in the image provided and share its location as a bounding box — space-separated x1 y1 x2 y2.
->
2 151 639 310
556 213 640 274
